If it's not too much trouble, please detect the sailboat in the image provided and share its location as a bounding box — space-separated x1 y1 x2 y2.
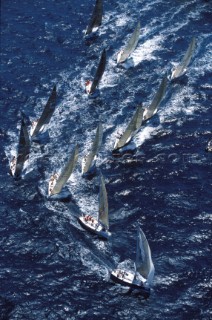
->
10 118 30 178
117 21 140 64
78 172 111 239
85 49 106 98
82 121 103 176
30 85 57 137
143 76 168 121
113 104 144 154
85 0 103 36
48 145 79 196
171 37 196 80
111 226 155 296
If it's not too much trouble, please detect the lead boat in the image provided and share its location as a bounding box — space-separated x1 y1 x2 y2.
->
48 145 79 197
143 75 168 121
10 118 30 178
111 226 155 297
112 104 144 156
85 0 103 36
30 85 57 138
78 172 111 240
82 121 103 176
85 49 106 98
117 21 140 64
170 37 196 80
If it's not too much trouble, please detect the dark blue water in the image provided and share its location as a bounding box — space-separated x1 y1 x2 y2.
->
1 0 211 319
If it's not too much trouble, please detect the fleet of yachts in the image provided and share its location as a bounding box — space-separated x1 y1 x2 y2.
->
9 0 198 298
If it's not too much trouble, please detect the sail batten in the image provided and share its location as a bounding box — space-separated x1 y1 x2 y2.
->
117 22 140 64
89 49 106 94
32 85 57 137
83 122 103 174
135 227 155 285
85 0 103 35
114 105 144 150
143 76 168 121
50 145 79 195
98 173 109 230
171 37 196 79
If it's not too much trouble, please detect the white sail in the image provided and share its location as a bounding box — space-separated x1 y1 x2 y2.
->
11 118 30 177
117 22 140 64
98 172 109 230
113 105 144 151
31 85 57 137
50 145 79 195
171 37 196 80
143 76 168 121
82 122 103 174
135 226 155 286
85 0 103 35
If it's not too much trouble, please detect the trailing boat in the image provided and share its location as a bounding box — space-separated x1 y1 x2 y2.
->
30 85 57 138
143 76 168 121
85 0 103 36
171 37 196 80
85 49 106 98
82 121 103 176
111 226 154 297
10 118 30 178
78 172 111 239
112 105 144 155
48 145 79 197
117 22 140 64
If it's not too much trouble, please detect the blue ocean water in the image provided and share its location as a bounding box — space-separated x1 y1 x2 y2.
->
0 0 211 319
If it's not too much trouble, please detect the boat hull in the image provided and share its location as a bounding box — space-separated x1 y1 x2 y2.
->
110 269 150 296
78 215 111 240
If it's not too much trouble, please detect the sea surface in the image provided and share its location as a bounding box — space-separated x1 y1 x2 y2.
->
0 0 211 319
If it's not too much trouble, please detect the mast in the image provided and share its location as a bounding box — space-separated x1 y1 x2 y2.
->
117 21 140 63
82 121 103 174
50 145 79 195
98 172 109 230
32 85 57 137
143 76 168 121
171 37 196 79
114 105 144 151
85 0 103 35
14 118 30 177
90 49 106 94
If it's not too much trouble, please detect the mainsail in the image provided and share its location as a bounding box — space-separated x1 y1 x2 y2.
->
98 173 109 230
89 49 106 95
171 37 196 79
135 226 155 286
113 105 144 151
82 121 103 174
13 118 30 177
31 85 57 137
117 21 140 64
50 145 79 195
143 76 168 121
85 0 103 35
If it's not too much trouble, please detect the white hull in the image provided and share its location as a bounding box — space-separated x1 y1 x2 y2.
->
111 268 148 291
9 157 17 177
81 156 97 176
48 174 58 196
78 215 111 240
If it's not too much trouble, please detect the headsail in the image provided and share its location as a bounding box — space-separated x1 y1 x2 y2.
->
135 226 155 286
171 37 196 79
143 76 168 121
50 145 79 195
117 22 140 64
13 118 30 177
82 121 103 174
31 85 57 137
114 105 144 151
89 49 106 95
85 0 103 35
98 172 109 230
